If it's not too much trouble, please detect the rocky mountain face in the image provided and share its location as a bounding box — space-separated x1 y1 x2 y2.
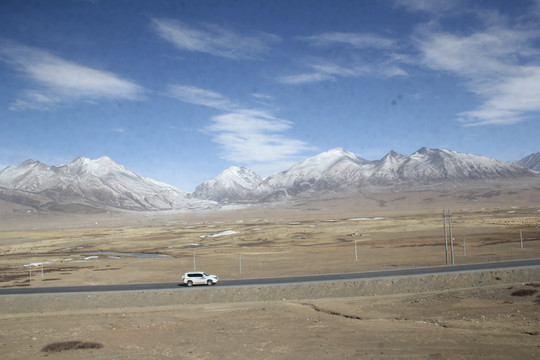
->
0 148 537 211
516 152 540 171
0 156 213 212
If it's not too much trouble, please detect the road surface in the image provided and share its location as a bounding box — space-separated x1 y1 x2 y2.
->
1 258 538 296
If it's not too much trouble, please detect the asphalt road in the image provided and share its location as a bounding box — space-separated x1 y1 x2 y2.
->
1 258 539 296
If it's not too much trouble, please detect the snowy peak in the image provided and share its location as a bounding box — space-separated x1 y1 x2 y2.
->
62 156 136 179
0 160 58 191
193 166 262 202
288 147 367 173
259 148 370 196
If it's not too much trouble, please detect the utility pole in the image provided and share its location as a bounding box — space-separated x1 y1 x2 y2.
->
449 211 454 266
443 210 454 265
443 210 449 265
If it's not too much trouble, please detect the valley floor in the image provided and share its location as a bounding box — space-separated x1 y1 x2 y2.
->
0 187 539 359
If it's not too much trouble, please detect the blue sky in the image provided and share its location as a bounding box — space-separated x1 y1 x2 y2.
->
1 0 539 191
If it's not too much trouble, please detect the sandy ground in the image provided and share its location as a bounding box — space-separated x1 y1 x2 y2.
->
0 283 539 359
0 186 539 358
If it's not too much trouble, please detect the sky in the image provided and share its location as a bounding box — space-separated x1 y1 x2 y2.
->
0 0 539 191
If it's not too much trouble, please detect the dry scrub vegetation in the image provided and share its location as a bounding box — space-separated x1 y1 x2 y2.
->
0 200 538 288
0 189 539 359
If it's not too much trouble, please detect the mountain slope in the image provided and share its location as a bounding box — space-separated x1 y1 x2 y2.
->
193 166 262 202
202 147 537 203
369 147 532 184
516 152 540 171
0 156 212 211
259 147 533 196
259 148 370 196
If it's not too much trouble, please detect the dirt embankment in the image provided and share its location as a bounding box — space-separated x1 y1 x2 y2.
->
1 267 538 314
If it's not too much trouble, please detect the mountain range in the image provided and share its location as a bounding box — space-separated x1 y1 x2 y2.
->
196 148 538 202
0 148 538 212
0 156 212 212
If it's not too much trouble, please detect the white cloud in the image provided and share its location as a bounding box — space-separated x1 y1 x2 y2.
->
0 40 144 111
416 25 540 126
207 109 311 164
208 109 291 134
165 85 236 111
209 110 304 161
151 18 280 60
278 72 335 85
165 84 311 166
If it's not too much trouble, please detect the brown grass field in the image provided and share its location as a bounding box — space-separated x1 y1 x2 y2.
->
0 185 539 359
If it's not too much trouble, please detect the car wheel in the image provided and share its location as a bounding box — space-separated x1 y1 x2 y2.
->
207 280 213 286
187 280 193 287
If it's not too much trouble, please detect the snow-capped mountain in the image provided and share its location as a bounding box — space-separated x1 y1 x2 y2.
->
369 147 532 184
516 152 540 171
193 147 537 203
193 166 262 202
0 148 537 212
0 156 212 212
259 148 370 196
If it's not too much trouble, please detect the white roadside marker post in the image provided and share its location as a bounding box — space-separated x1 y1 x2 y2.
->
354 240 358 262
239 251 242 274
520 229 523 250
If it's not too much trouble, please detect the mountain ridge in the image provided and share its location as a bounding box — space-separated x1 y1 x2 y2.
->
0 156 214 212
0 148 538 211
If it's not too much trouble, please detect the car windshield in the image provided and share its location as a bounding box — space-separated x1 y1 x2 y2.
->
203 273 209 276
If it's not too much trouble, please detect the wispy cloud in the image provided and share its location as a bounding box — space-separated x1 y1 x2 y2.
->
151 18 280 60
393 0 461 13
279 71 336 85
165 85 237 111
208 109 310 164
279 32 408 84
416 23 540 126
0 40 144 111
298 32 396 49
165 84 311 170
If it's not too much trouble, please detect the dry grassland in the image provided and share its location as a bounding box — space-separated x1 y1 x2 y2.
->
0 187 539 359
0 189 539 287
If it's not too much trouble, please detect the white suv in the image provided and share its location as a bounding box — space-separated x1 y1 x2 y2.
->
182 271 219 286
